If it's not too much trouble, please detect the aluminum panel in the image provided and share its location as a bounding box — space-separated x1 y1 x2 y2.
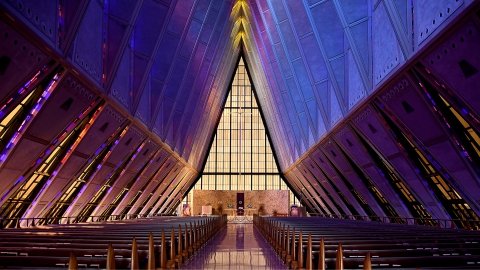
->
330 56 346 100
155 168 191 213
298 162 341 216
2 0 58 44
352 106 452 220
140 163 182 214
179 19 202 59
321 140 386 217
132 55 149 104
347 51 366 109
133 0 168 56
75 106 126 154
372 2 403 85
111 149 169 215
379 76 449 144
338 0 368 25
91 171 135 216
122 152 173 215
20 143 78 217
273 42 292 78
0 20 48 102
334 125 371 166
414 0 463 46
105 18 128 77
109 0 137 21
107 125 145 166
71 0 103 82
349 20 370 77
292 58 314 101
334 126 412 217
110 48 132 108
54 155 85 180
380 76 480 212
64 164 113 217
278 20 301 60
392 0 411 33
263 9 281 44
27 75 97 141
135 80 151 126
0 139 44 199
290 167 327 214
422 20 480 116
167 0 193 34
299 34 328 83
330 82 343 125
309 0 344 59
285 1 312 38
304 157 353 216
354 106 399 156
151 33 180 82
311 148 368 216
192 0 210 22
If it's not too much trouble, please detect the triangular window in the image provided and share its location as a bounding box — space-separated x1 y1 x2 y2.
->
185 57 298 206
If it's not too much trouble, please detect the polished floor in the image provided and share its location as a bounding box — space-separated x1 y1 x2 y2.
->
182 224 286 269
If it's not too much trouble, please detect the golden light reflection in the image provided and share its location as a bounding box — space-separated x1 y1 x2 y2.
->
234 32 245 48
230 0 251 20
231 0 251 50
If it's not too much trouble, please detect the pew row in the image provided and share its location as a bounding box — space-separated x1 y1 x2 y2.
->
254 215 480 269
0 215 227 269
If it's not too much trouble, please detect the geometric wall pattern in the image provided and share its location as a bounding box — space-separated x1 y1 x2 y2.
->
243 0 472 169
186 57 298 207
0 0 479 229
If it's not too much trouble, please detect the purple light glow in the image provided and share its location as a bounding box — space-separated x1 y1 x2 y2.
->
0 75 60 166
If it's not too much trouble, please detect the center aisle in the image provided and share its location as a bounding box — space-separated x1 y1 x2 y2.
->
182 223 286 269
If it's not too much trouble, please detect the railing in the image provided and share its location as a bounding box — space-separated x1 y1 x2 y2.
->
306 212 480 230
0 213 176 229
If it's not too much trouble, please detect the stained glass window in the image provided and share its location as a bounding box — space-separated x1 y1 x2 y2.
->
184 57 298 206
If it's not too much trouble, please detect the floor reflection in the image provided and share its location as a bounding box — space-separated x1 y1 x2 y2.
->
182 224 286 269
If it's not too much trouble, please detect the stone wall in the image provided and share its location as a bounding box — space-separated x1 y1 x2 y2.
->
191 190 289 216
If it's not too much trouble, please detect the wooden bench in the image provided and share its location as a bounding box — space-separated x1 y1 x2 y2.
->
0 215 227 269
254 215 480 269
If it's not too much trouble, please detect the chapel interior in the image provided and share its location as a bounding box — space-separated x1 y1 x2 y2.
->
1 0 480 269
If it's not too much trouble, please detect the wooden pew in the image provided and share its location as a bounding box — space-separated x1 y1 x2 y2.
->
254 215 480 269
0 215 227 269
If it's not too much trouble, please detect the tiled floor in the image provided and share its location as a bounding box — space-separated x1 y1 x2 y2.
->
182 224 286 269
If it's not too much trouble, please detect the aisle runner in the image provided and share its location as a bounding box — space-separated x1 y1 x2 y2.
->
182 224 286 269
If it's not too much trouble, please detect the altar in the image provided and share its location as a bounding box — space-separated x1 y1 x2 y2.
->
223 208 258 216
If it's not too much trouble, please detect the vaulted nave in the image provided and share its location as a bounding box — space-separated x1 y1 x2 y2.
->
1 0 480 269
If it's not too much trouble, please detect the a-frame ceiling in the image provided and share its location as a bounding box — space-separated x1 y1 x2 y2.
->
0 0 474 171
1 0 480 221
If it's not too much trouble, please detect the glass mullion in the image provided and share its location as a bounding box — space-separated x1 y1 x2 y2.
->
184 57 295 204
